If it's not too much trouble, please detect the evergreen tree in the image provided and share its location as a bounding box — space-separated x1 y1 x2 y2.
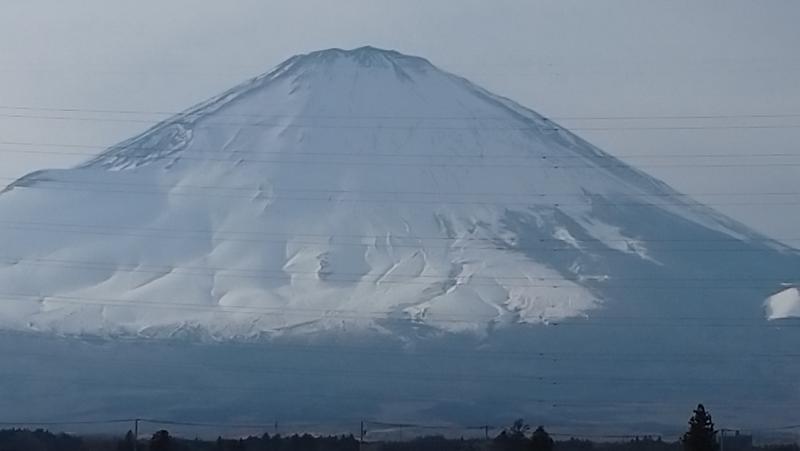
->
530 426 554 451
150 429 173 451
682 404 718 451
117 430 136 451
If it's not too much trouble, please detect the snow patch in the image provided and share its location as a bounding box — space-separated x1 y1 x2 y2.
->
766 287 800 320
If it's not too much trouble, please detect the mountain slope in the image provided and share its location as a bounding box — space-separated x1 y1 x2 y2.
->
0 47 799 432
1 46 796 339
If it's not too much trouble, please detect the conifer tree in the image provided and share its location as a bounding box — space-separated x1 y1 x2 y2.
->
150 429 173 451
530 426 554 451
682 404 718 451
117 430 135 451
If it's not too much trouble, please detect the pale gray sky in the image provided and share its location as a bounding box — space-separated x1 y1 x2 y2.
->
0 0 798 240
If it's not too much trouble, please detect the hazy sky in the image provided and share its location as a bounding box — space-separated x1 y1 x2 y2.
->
1 0 798 241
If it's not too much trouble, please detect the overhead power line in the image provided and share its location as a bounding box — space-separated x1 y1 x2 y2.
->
3 352 783 387
2 329 796 361
0 291 797 327
2 255 796 283
0 419 135 426
1 416 797 439
2 104 800 121
12 343 800 386
6 182 800 207
4 139 799 160
7 150 800 171
6 372 799 409
139 418 282 429
2 219 794 244
1 224 797 251
3 172 800 200
12 348 797 376
0 220 797 251
3 148 800 170
2 111 800 131
0 256 796 289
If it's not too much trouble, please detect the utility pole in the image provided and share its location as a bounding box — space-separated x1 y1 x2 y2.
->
484 425 489 441
133 418 140 451
359 420 366 451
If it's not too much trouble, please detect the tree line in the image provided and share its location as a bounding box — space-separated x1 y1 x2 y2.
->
0 405 797 451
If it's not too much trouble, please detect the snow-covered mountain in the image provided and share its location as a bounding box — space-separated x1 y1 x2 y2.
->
1 47 798 432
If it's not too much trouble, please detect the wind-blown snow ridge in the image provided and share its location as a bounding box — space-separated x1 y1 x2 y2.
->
0 46 797 340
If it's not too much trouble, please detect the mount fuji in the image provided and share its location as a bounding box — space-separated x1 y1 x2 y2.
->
0 47 798 434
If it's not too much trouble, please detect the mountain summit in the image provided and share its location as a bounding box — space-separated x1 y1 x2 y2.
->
1 46 799 430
